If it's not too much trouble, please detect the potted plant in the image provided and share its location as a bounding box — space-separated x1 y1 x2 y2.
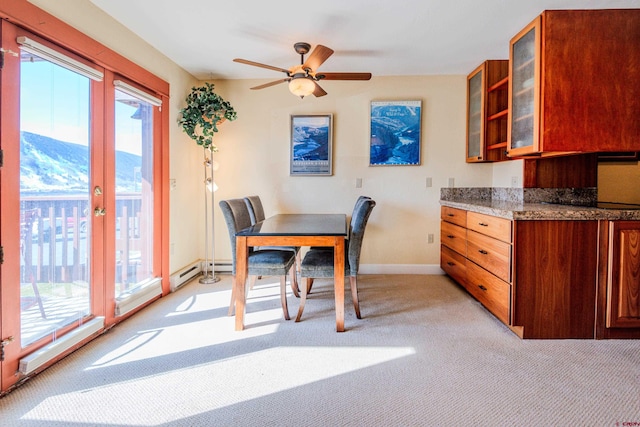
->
178 82 237 151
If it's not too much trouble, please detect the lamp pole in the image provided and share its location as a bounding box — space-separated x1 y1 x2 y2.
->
200 146 219 284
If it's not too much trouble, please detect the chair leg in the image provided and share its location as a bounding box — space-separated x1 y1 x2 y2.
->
229 275 255 316
350 275 361 319
249 275 258 290
280 276 290 320
307 278 315 294
290 265 300 297
296 277 313 322
228 275 237 316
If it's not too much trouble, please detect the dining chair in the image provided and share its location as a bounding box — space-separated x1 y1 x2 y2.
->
244 195 302 296
296 198 376 322
219 198 298 320
308 196 372 254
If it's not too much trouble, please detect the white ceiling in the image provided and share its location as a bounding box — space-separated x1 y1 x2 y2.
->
90 0 640 81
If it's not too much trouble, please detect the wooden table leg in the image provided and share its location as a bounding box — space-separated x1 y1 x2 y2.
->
235 236 248 331
334 236 345 332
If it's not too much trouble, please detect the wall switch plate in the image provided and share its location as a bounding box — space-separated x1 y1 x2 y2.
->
425 177 432 188
355 178 362 188
428 233 434 244
448 177 455 188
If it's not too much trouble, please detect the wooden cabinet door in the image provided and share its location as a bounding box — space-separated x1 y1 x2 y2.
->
507 15 541 157
466 63 484 162
607 221 640 328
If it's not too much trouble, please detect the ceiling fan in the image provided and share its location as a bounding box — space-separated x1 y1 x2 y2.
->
233 42 372 98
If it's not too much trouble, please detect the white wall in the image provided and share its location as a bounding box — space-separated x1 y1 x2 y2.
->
212 77 493 271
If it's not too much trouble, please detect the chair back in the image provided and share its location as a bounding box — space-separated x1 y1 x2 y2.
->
349 196 372 238
347 198 376 275
244 195 265 225
219 198 254 275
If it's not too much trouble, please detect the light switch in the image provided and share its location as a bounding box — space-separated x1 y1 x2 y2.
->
355 178 362 188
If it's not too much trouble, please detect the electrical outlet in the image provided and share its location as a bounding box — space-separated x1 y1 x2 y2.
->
511 176 519 187
448 177 455 188
428 233 434 244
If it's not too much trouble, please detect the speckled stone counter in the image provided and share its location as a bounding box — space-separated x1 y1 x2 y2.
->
440 187 640 220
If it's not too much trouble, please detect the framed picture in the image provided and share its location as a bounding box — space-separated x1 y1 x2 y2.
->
370 100 422 166
290 114 333 176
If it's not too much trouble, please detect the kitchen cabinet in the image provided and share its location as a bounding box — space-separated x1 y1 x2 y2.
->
466 60 509 163
441 206 599 339
597 221 640 338
507 10 640 157
441 207 513 326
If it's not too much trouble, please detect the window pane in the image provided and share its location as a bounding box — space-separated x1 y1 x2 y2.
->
114 88 155 298
19 50 92 346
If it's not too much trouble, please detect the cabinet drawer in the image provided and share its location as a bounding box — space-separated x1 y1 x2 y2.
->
466 261 510 324
467 230 512 282
467 212 512 243
441 206 467 228
441 245 467 285
441 221 466 256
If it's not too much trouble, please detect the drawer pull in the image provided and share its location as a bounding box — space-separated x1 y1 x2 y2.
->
447 262 455 266
478 222 489 227
478 249 489 255
447 235 455 239
447 213 455 217
478 284 488 291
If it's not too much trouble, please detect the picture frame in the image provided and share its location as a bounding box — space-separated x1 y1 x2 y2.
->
290 114 333 176
370 100 422 166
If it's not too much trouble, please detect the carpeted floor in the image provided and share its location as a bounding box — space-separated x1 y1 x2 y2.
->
1 274 639 426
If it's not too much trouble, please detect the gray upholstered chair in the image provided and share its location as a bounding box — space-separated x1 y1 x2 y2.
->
243 195 301 296
297 198 376 322
219 198 298 320
308 196 372 255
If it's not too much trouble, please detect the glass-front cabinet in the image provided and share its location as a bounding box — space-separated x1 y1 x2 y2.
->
467 60 509 163
508 16 541 157
466 64 484 162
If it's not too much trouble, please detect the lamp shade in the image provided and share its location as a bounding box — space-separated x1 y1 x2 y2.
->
288 76 315 98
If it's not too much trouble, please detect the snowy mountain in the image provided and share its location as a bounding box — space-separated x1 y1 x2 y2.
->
20 131 142 195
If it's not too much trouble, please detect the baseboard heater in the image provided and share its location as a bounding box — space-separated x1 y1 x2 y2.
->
19 316 105 376
115 278 163 316
170 261 202 292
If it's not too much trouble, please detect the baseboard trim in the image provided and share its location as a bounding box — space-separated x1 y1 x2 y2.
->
359 264 445 275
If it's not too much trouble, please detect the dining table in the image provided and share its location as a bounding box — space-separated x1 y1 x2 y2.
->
234 213 348 332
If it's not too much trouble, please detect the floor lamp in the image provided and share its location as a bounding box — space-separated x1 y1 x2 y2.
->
200 147 220 284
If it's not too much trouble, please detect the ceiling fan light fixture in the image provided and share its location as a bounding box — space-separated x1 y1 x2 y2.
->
288 74 315 98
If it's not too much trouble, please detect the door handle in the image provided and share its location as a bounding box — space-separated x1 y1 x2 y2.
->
1 336 14 361
94 207 106 216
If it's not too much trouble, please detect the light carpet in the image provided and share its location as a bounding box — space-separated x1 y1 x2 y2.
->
1 274 639 426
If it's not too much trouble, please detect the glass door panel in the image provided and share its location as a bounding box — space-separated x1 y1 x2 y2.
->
508 17 540 156
19 50 92 346
114 88 155 297
466 65 484 161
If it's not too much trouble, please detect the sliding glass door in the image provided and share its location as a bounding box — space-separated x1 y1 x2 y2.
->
0 17 165 393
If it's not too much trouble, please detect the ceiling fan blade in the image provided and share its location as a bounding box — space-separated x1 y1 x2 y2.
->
302 45 334 71
250 79 289 90
318 72 372 81
233 58 290 74
312 82 327 97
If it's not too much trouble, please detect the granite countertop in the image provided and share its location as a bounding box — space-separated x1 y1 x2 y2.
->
440 188 640 220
